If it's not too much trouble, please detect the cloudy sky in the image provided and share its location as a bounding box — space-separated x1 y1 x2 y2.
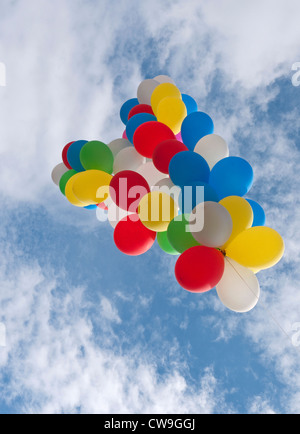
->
0 0 300 414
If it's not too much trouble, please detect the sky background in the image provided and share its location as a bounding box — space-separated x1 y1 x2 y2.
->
0 0 300 414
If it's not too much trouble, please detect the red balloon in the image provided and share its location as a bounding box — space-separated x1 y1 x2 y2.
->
128 104 154 119
152 139 188 174
62 141 75 169
175 246 225 293
97 202 108 211
122 130 128 139
133 121 176 158
114 214 156 256
110 170 150 212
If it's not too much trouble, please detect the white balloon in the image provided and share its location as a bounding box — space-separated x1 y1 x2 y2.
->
154 75 176 85
137 162 168 188
113 147 146 174
189 201 233 247
51 163 69 186
194 134 229 169
107 202 134 229
108 138 131 157
137 79 159 105
217 257 260 313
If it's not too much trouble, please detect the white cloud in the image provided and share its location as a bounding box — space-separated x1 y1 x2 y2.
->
100 297 121 324
0 241 229 414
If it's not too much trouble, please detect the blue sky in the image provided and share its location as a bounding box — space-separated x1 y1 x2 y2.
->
0 0 300 414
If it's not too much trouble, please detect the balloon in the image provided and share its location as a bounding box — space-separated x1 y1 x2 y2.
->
133 121 176 158
246 199 266 227
194 134 229 169
114 214 156 256
136 162 168 188
109 170 150 212
138 191 178 232
108 138 132 157
169 151 210 187
154 177 177 190
80 141 114 174
167 214 201 254
59 169 77 195
113 146 145 174
137 79 160 105
216 257 260 313
122 130 128 139
51 163 69 186
128 104 154 119
182 94 198 115
64 174 86 207
176 132 183 142
120 98 139 124
153 178 181 206
126 113 157 144
157 231 179 255
72 170 112 205
178 182 219 213
67 140 88 172
181 112 214 151
62 141 75 169
97 202 108 211
175 246 225 293
153 139 188 174
156 97 187 135
189 201 233 248
209 157 254 200
85 204 98 210
154 75 176 85
226 226 284 270
107 202 134 229
219 196 253 248
151 83 181 115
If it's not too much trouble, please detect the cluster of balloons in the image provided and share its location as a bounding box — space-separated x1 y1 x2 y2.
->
52 74 284 314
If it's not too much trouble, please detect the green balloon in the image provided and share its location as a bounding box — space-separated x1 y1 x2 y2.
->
80 140 114 174
167 214 201 253
59 169 77 195
157 231 179 256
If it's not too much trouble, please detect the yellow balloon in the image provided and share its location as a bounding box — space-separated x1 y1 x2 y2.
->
138 191 178 232
219 196 253 249
72 170 112 205
151 83 181 115
65 174 87 207
226 226 284 270
157 97 187 135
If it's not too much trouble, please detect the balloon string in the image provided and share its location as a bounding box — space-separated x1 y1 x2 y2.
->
227 258 297 349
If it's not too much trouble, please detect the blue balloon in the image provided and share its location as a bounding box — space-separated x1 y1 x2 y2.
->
246 199 266 227
169 151 210 187
67 140 88 172
120 98 139 125
125 113 157 144
179 182 219 213
84 204 98 210
182 94 198 115
209 157 254 200
181 112 214 151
